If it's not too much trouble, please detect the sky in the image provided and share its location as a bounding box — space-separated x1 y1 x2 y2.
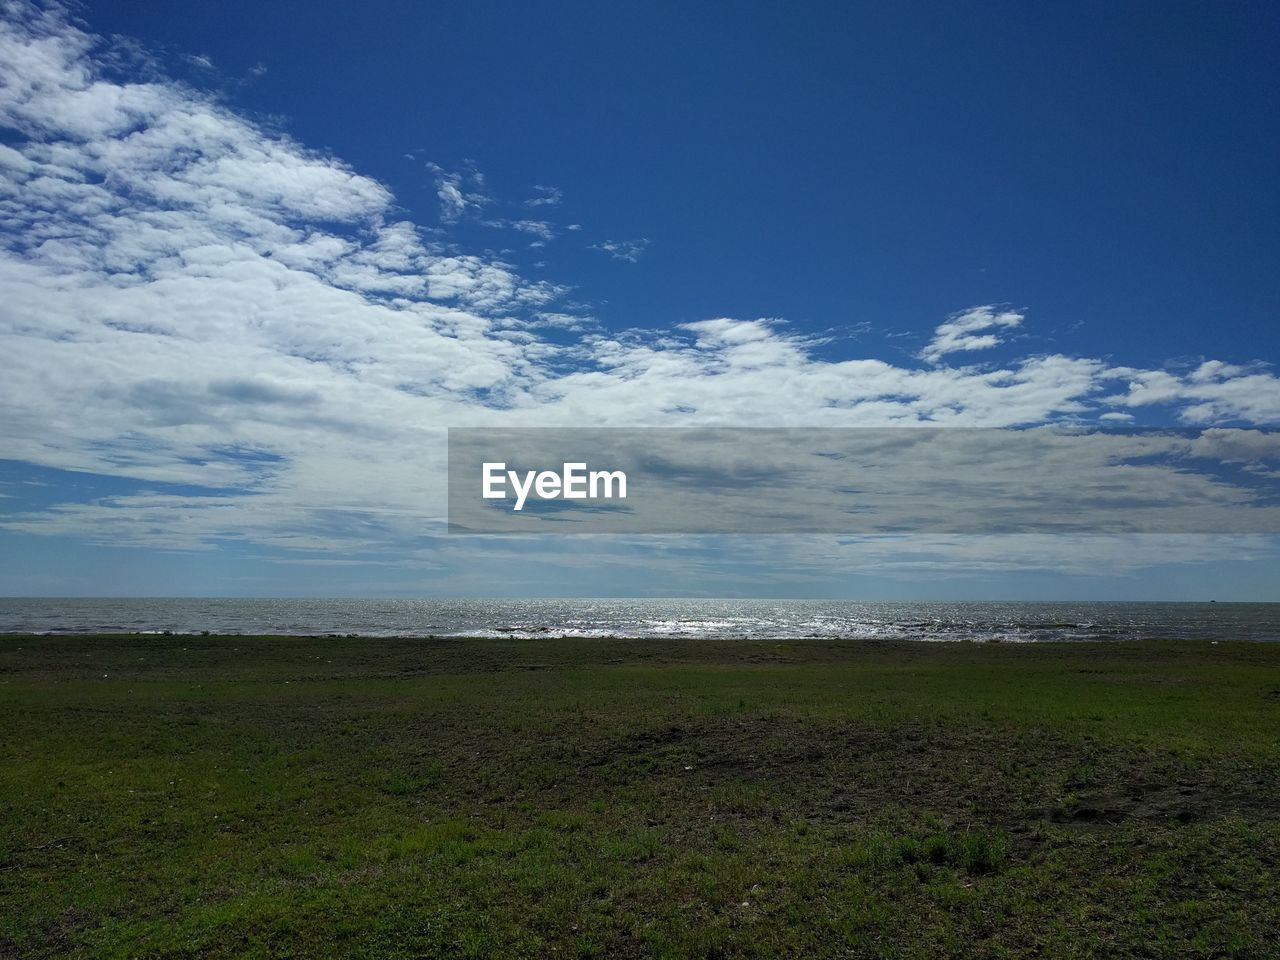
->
1 0 1278 599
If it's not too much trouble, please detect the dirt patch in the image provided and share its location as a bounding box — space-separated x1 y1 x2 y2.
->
575 716 1279 833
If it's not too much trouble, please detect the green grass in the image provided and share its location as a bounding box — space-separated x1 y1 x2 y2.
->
2 634 1279 958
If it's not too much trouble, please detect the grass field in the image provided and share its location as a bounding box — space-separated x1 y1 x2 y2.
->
2 634 1279 958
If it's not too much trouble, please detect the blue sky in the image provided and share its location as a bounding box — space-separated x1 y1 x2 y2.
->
1 0 1279 598
86 0 1279 364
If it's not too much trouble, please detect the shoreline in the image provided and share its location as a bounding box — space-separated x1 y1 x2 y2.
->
6 597 1278 644
0 630 1270 643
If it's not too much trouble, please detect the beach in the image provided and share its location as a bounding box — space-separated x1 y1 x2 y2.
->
3 634 1278 957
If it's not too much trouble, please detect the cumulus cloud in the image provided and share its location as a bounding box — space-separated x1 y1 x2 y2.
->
919 305 1023 364
0 1 1278 575
1109 361 1280 424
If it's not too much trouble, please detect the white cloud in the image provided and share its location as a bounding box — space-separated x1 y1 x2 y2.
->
1109 361 1280 424
590 238 649 262
481 217 557 244
525 185 562 207
425 162 489 224
919 305 1023 364
0 1 1277 574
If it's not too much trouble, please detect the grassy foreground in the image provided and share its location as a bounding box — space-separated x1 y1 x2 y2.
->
2 635 1279 959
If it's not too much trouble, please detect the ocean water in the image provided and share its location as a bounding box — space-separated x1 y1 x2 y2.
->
0 597 1277 642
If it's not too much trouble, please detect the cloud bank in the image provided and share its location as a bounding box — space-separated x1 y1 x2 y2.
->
1 1 1278 582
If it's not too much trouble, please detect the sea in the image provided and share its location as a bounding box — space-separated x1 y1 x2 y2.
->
0 598 1277 642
